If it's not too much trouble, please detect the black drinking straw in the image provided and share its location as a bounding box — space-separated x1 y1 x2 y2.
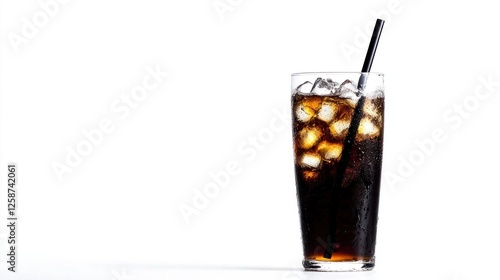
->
323 18 385 259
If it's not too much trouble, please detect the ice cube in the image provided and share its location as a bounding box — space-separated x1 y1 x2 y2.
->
298 127 322 149
311 78 337 95
300 152 322 169
295 103 315 122
316 102 337 123
346 98 358 108
300 96 322 111
357 118 380 138
363 100 379 119
329 119 351 137
317 141 343 160
302 170 319 180
325 78 339 88
296 81 313 94
339 79 360 99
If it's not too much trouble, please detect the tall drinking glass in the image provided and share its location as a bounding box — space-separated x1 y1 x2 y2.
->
291 72 384 271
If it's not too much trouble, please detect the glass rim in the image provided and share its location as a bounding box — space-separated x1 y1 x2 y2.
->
292 72 384 77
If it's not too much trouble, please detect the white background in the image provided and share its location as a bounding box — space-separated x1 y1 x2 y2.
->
1 0 500 279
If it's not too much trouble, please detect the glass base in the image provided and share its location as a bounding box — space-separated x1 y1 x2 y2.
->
303 258 375 272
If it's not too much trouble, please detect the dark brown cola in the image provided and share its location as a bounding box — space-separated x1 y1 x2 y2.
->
292 94 384 263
